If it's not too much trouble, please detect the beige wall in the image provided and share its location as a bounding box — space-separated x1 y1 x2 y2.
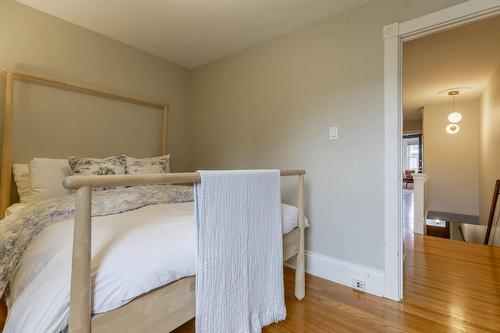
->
403 119 422 134
0 0 192 171
0 0 471 271
423 100 480 216
188 0 465 270
479 64 500 224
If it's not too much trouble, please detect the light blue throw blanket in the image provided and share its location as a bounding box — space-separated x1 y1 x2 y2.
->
195 170 286 333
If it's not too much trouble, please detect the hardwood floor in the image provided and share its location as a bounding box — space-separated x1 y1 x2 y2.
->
1 205 499 332
0 295 5 330
175 237 500 332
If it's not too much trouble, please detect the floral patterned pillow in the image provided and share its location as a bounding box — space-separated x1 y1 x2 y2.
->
125 155 170 174
67 155 126 190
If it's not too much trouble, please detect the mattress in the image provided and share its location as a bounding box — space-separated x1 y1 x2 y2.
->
4 201 306 333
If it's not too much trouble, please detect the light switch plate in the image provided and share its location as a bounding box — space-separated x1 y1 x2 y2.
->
329 126 338 140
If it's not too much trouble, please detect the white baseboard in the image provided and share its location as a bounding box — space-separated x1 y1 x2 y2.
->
286 251 385 297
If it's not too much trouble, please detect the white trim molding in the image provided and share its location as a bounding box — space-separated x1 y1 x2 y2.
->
287 251 385 297
383 0 500 302
399 0 500 40
383 24 402 301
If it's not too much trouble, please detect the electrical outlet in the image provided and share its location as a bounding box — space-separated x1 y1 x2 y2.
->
352 279 366 291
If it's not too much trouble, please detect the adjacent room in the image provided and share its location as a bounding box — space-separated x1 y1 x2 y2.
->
403 15 500 244
0 0 499 332
401 15 500 333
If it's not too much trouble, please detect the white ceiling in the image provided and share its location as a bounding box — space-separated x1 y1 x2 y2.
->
17 0 369 68
403 15 500 122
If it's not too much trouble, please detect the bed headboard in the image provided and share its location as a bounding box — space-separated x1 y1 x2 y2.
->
0 69 169 217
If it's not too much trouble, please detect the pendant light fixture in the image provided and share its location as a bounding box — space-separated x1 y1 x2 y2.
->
446 123 460 134
446 90 461 134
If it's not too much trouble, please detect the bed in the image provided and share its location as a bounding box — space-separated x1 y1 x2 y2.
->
3 185 306 332
0 69 307 332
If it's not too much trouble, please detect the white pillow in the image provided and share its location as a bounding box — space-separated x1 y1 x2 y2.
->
30 158 72 201
125 155 170 174
12 163 33 203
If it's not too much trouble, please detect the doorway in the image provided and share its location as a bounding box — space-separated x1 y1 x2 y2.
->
402 134 422 174
382 2 500 302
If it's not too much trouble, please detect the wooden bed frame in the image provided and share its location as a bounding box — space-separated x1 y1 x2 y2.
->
64 170 305 333
0 69 169 218
1 69 306 332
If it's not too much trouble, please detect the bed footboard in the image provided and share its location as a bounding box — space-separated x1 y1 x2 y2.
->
64 170 306 333
92 277 195 333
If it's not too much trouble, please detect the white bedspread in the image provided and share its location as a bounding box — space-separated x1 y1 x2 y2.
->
4 202 304 333
195 170 286 333
4 203 28 217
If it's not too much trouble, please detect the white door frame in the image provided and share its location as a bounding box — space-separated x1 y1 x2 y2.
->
383 0 500 301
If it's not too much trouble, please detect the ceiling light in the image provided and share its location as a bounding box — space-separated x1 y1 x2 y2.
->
446 123 460 134
437 87 471 96
448 112 462 123
446 90 462 130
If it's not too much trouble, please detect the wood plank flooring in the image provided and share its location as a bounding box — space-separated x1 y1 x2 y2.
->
1 214 499 331
173 236 500 332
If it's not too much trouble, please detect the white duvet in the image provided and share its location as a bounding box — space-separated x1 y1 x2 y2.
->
4 202 304 333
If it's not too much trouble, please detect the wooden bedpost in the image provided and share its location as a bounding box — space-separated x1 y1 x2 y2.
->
161 105 169 155
0 71 14 218
69 186 92 333
295 174 305 300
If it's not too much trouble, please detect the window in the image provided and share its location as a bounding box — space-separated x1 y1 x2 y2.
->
407 144 419 171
